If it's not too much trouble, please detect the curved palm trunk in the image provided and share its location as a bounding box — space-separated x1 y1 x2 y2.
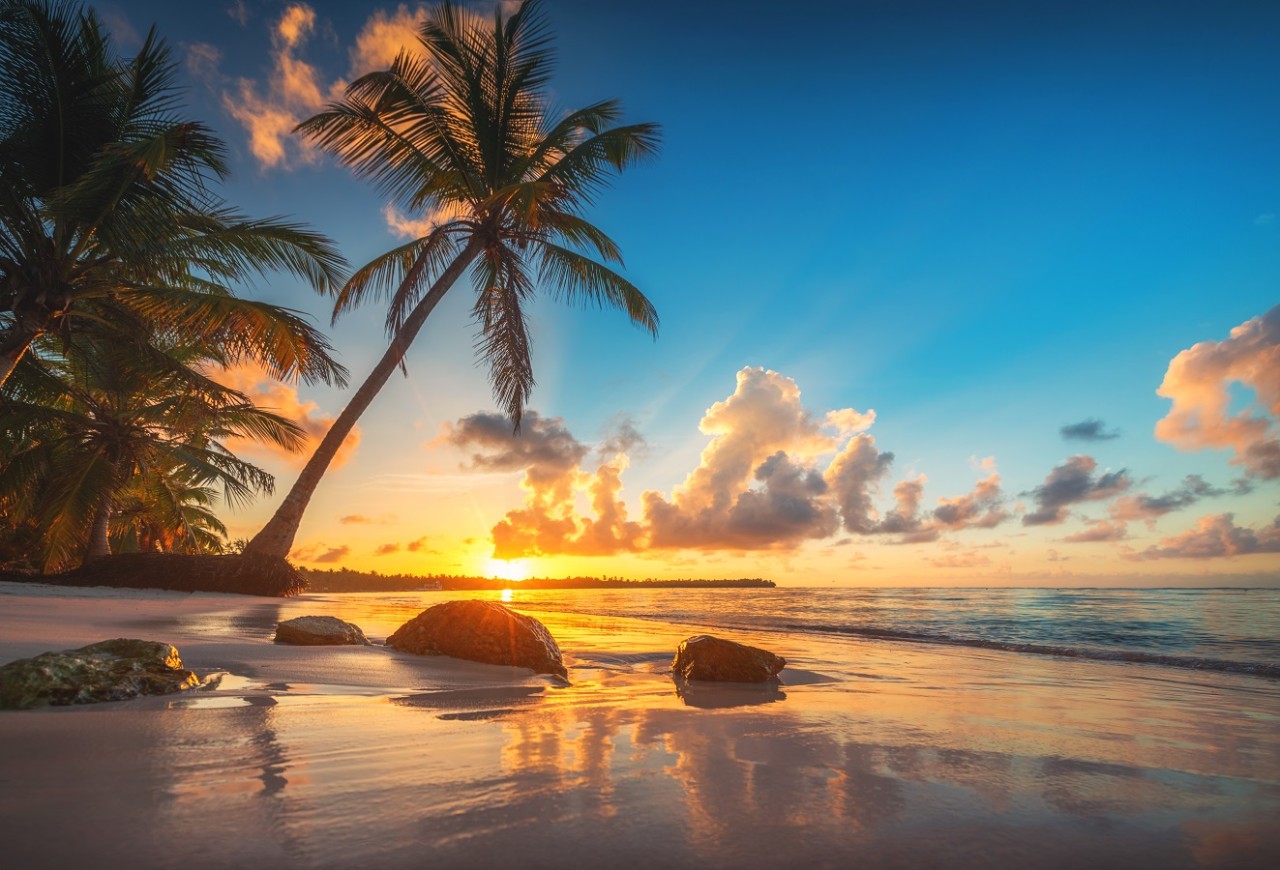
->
243 240 483 560
0 319 42 388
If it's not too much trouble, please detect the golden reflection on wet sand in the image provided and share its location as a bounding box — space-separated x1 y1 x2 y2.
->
0 590 1278 867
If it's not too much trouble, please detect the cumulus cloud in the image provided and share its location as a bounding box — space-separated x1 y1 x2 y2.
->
1060 419 1120 441
216 363 360 469
444 367 1010 559
644 368 856 549
1155 305 1280 479
1130 514 1280 560
375 543 400 555
1022 455 1131 526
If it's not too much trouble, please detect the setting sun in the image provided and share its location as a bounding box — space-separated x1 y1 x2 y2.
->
485 558 530 582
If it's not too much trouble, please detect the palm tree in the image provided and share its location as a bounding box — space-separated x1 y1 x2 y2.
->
0 0 349 388
0 330 307 571
243 0 660 559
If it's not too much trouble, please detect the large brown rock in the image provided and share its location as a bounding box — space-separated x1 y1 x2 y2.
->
274 615 370 645
387 600 567 678
672 635 785 683
0 639 200 709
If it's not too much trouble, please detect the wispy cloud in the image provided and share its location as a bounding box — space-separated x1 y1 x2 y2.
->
1155 305 1280 479
1060 418 1120 441
291 543 350 563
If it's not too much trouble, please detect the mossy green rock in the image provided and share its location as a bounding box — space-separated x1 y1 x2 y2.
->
0 639 200 710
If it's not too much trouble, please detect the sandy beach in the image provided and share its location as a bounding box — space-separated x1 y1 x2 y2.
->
2 581 1278 869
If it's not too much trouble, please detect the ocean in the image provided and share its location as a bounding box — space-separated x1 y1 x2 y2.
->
351 586 1280 678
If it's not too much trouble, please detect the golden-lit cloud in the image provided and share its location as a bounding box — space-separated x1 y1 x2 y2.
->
442 367 1011 558
346 4 427 78
1155 305 1280 479
222 3 327 169
216 363 360 469
291 542 350 563
1129 513 1280 560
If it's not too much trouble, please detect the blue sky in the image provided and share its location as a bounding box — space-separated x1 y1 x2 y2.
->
99 0 1279 584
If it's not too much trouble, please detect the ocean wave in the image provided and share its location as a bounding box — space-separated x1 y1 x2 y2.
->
780 622 1280 679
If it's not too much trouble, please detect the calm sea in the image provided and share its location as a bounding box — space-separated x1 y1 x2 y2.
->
414 586 1280 678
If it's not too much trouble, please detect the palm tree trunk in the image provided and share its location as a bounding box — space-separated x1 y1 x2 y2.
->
86 490 113 561
242 239 484 560
0 318 41 388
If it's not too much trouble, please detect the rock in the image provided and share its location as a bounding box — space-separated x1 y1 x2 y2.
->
672 635 786 683
0 639 200 709
274 615 370 646
387 600 567 678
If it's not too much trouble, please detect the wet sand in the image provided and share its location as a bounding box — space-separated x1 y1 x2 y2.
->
1 582 1278 869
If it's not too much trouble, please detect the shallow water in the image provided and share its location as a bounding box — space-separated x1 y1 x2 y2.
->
1 584 1279 868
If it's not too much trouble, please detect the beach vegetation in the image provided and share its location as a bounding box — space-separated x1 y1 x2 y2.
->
0 330 307 571
242 0 661 563
0 0 349 388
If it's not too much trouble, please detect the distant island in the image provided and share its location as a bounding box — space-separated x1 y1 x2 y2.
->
301 568 775 593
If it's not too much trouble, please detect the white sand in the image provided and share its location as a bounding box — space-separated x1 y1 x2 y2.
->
2 581 1278 869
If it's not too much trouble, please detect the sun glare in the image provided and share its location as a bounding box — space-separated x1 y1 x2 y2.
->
485 558 530 582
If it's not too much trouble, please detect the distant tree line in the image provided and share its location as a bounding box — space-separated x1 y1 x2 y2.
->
300 566 775 593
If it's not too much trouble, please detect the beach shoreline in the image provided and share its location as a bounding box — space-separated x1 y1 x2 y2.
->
2 581 1278 868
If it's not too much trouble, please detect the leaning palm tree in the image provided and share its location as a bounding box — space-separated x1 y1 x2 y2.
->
243 0 660 559
0 330 306 571
0 0 348 388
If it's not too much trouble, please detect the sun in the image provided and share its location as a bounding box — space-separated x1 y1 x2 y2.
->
485 558 530 582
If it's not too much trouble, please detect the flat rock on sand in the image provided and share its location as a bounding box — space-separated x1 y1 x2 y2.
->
672 634 786 683
387 600 567 678
0 638 200 709
274 615 371 645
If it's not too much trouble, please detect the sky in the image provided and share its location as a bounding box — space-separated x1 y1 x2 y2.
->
97 0 1279 585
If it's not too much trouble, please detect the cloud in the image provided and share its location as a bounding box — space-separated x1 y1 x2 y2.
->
1060 418 1120 441
291 543 350 563
227 1 250 27
1062 520 1128 543
928 551 993 569
340 514 372 524
346 4 427 79
599 414 648 460
183 42 222 83
1023 455 1131 526
444 367 1010 558
1130 514 1280 560
98 7 141 49
644 368 857 549
406 536 433 552
1109 474 1230 525
383 201 470 240
222 3 328 169
1155 305 1280 479
216 363 361 469
375 543 400 555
